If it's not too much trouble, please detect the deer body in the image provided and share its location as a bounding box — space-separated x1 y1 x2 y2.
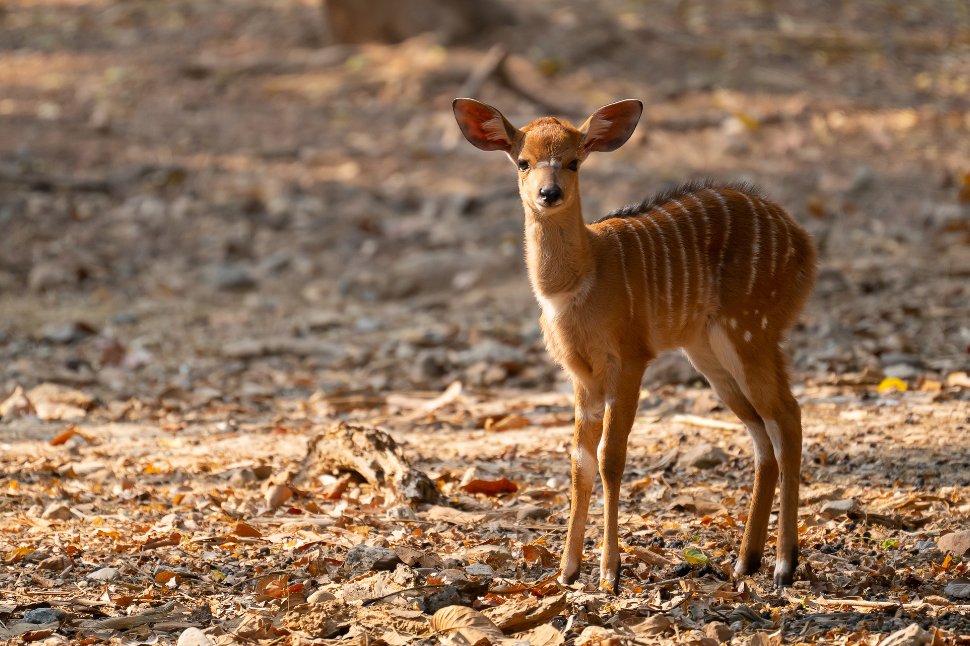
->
453 99 817 590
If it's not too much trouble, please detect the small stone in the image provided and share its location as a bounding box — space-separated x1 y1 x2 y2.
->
206 264 256 291
678 444 728 469
575 625 620 646
704 621 734 643
938 531 970 557
883 363 919 380
41 503 73 521
516 504 552 521
24 608 67 624
87 567 119 581
385 504 418 521
925 595 950 606
264 484 292 509
228 468 257 488
340 544 401 573
38 555 72 571
307 590 336 605
464 563 495 577
177 627 213 646
879 623 933 646
820 498 859 517
465 544 512 569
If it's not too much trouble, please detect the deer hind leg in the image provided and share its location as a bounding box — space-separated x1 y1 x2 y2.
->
683 338 777 579
559 387 604 585
708 321 802 587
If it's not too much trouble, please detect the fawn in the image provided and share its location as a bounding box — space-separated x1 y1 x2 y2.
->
453 98 817 590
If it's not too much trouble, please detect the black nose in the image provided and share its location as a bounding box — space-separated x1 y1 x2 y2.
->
539 186 562 205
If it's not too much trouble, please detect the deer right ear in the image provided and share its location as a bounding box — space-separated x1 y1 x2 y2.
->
453 98 518 156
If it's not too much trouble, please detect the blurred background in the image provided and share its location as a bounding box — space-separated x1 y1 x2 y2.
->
1 0 970 414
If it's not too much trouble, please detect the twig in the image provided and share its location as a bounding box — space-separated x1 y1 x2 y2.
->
459 44 507 99
0 165 185 194
669 414 744 431
230 570 290 589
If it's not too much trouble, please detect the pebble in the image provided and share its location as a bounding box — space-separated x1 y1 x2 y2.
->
915 540 940 553
206 264 256 291
41 503 73 521
678 444 728 469
307 590 336 605
820 498 858 517
937 531 970 556
24 608 67 624
463 563 495 577
87 567 120 581
465 544 512 569
177 628 213 646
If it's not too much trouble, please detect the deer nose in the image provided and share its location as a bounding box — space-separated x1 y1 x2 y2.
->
538 185 562 205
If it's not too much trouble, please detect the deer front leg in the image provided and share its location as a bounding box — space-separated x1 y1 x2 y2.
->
559 387 603 585
597 362 645 594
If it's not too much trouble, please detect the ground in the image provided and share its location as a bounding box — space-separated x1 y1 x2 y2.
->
1 0 970 644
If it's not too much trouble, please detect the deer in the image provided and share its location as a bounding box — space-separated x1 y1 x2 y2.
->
453 97 818 591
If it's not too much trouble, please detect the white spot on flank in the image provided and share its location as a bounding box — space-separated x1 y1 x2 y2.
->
770 290 777 298
744 330 752 342
762 316 768 329
729 318 737 329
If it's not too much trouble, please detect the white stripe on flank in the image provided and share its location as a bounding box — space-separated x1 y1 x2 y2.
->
707 188 731 291
771 202 794 265
689 194 713 303
673 199 704 314
741 195 761 295
610 226 634 320
645 215 674 328
624 221 648 319
757 199 777 279
631 218 659 324
657 207 689 328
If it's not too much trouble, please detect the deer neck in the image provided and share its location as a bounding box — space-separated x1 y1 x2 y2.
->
523 199 594 312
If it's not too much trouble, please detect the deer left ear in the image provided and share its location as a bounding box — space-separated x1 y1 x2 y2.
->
579 99 643 157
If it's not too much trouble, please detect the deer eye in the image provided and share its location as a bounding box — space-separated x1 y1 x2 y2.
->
567 159 579 171
517 159 529 171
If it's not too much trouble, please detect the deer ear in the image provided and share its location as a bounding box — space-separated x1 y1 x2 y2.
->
453 98 518 155
579 99 643 157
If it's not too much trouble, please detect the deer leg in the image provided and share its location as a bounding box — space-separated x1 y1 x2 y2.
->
708 322 803 587
597 362 644 594
559 387 603 585
684 338 776 578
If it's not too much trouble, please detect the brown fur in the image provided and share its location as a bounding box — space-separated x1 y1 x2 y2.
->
453 98 818 590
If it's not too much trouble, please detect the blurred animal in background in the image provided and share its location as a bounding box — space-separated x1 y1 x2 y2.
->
453 98 818 591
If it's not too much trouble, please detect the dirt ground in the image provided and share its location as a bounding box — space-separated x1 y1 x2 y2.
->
2 0 970 644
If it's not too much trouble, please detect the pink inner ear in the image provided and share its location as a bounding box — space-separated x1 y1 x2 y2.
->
459 104 509 147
